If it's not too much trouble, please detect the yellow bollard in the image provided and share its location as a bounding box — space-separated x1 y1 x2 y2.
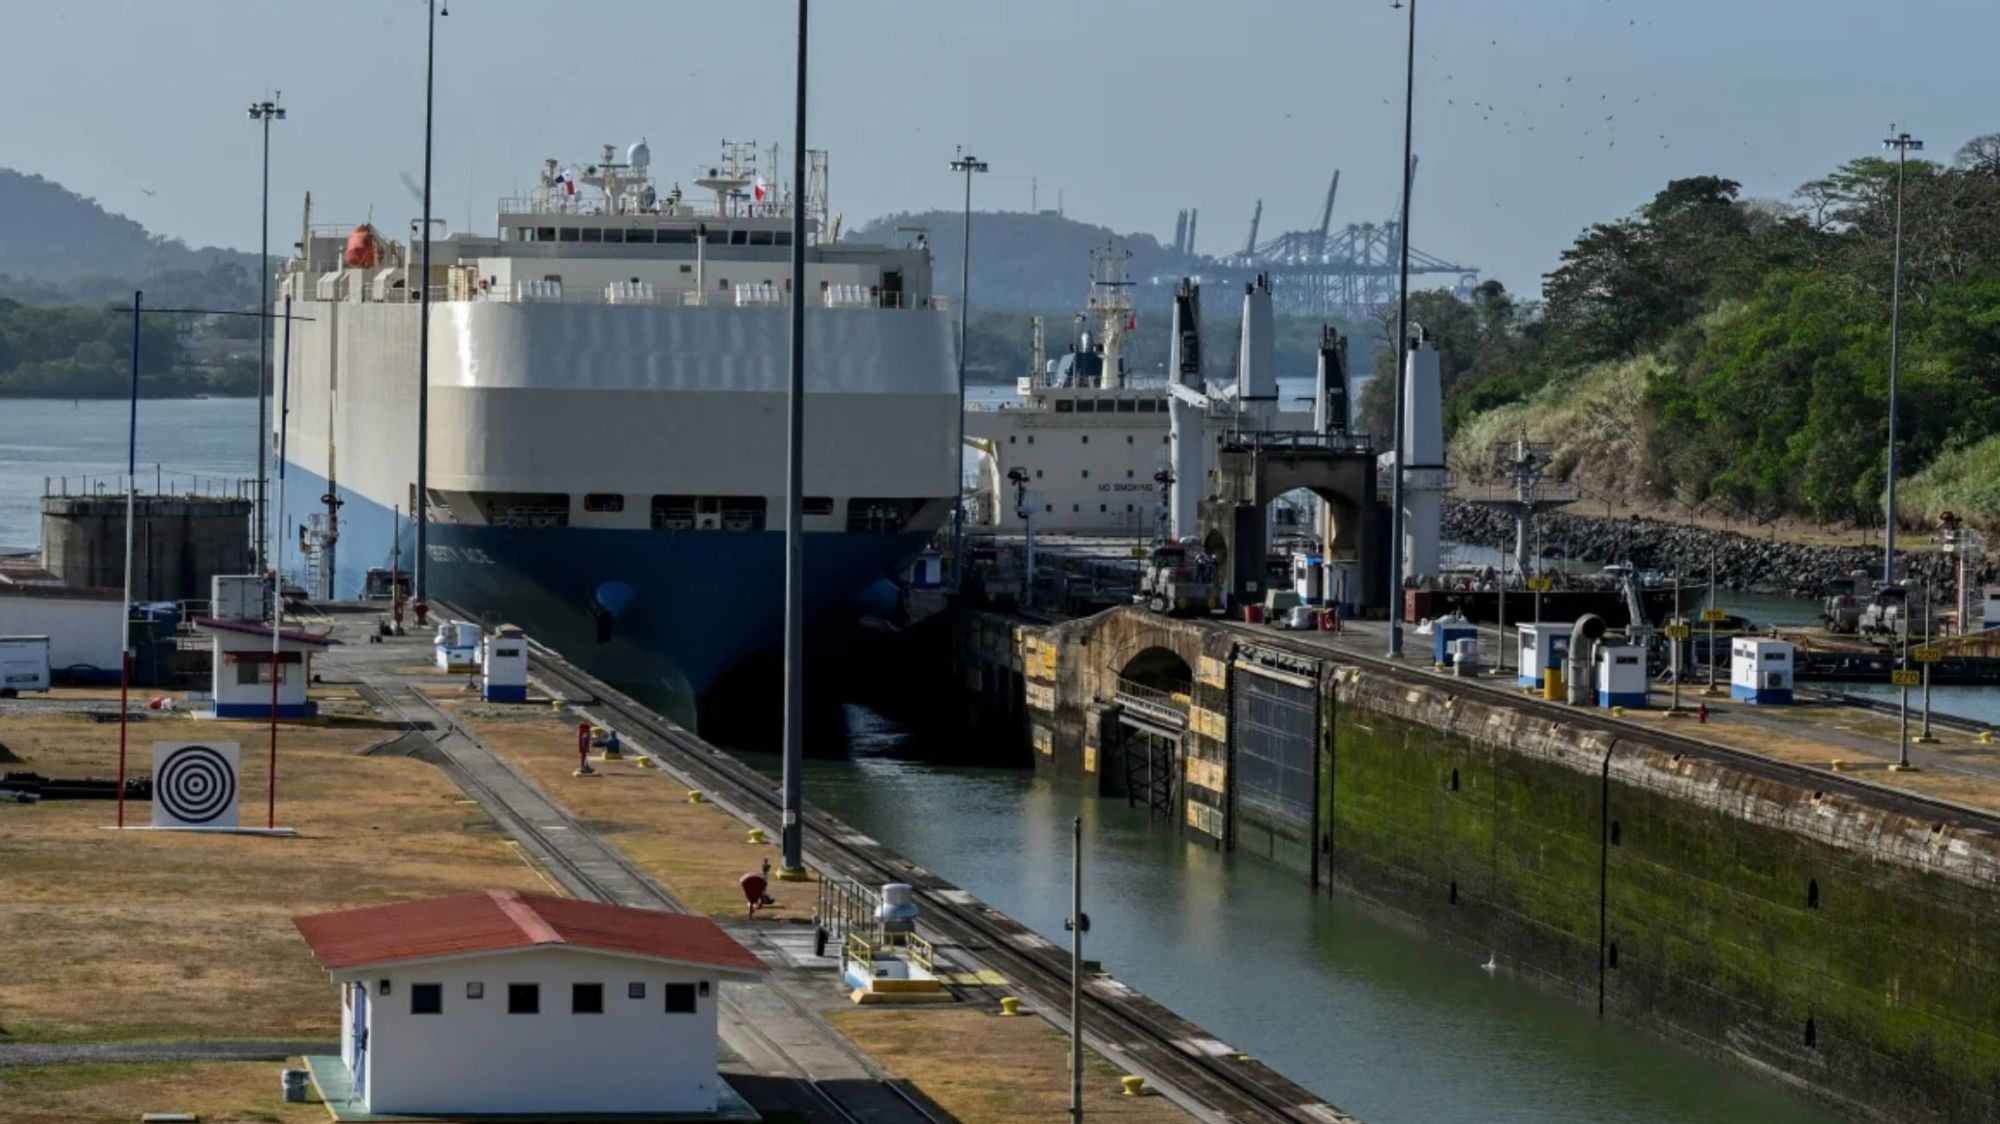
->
1610 706 1625 717
1121 1075 1145 1097
998 996 1022 1016
1830 759 1846 772
1981 731 1995 745
550 699 566 713
747 828 766 844
687 791 704 803
634 756 656 769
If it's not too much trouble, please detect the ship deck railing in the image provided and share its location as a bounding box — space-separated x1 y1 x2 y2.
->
494 197 802 222
415 283 947 313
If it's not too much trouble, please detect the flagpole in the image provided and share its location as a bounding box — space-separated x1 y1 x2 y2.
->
268 296 293 830
115 291 141 829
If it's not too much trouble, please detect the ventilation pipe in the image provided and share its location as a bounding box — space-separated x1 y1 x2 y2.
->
1167 279 1205 538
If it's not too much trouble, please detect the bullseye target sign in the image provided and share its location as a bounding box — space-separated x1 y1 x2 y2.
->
151 742 241 829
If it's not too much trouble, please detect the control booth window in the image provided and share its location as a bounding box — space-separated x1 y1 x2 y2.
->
665 983 698 1014
508 983 540 1014
411 983 443 1015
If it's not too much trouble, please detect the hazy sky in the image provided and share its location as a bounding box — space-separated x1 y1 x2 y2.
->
6 0 1997 295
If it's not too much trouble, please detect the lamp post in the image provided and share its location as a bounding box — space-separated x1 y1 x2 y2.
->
1386 0 1417 657
247 96 285 572
778 0 811 879
1882 128 1922 586
414 0 447 613
949 149 987 589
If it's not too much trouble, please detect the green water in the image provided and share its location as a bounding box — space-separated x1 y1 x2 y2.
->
742 707 1846 1124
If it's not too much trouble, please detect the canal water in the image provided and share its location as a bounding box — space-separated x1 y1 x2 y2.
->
1 397 1850 1122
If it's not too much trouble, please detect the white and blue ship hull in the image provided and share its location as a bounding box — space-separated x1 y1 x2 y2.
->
283 463 930 712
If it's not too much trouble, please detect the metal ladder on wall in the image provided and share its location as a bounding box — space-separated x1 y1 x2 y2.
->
1123 731 1176 817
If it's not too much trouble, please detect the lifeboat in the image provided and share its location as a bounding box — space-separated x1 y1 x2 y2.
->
343 224 379 269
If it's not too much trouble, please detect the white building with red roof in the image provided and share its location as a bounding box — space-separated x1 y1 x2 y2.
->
293 889 766 1116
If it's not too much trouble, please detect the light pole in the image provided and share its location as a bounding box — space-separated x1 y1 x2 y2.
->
1882 128 1922 586
248 96 285 572
414 0 447 613
949 149 987 589
778 0 811 879
1386 0 1417 657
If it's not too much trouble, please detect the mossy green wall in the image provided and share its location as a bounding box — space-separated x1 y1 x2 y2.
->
1330 671 2000 1122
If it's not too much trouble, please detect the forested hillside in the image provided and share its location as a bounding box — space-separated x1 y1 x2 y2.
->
0 171 265 396
1353 135 2000 530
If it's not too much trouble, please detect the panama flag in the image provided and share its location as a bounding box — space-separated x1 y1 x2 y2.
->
753 175 769 202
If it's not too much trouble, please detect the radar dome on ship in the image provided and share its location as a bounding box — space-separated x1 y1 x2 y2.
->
344 224 379 269
627 139 651 170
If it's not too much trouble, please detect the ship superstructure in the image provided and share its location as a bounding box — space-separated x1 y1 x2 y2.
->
276 140 957 716
965 252 1328 540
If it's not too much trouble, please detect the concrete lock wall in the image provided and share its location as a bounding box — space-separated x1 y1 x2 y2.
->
994 606 2000 1121
41 495 252 603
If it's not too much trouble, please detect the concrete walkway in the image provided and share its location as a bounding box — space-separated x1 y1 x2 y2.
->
322 621 938 1124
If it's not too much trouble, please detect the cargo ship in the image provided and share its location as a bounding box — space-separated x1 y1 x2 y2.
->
276 140 957 721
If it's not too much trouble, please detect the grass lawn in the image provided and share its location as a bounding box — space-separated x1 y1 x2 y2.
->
0 1060 326 1124
0 688 545 1042
826 1007 1187 1122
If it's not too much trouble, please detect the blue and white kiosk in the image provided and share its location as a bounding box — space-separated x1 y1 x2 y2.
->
1595 643 1648 708
1731 637 1795 704
1517 622 1572 696
482 625 529 703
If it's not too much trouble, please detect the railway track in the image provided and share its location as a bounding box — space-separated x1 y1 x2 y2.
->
372 667 942 1124
521 642 1348 1124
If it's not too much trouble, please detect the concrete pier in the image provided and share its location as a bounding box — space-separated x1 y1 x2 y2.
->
973 605 2000 1123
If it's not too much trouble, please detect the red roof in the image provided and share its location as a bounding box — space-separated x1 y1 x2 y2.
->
293 890 766 975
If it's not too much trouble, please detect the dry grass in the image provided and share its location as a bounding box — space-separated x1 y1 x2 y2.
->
0 690 544 1042
0 1060 326 1124
826 1007 1188 1123
446 702 797 920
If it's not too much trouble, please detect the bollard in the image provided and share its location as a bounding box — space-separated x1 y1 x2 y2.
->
1830 759 1846 772
747 827 766 844
634 756 656 769
998 996 1022 1016
687 791 704 803
1121 1075 1146 1097
551 699 566 713
1982 731 1995 745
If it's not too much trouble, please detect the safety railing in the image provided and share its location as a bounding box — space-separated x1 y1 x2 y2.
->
1113 676 1192 729
407 282 947 312
906 932 936 973
844 931 876 966
45 472 254 501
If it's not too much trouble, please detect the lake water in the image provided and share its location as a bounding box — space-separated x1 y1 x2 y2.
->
0 396 256 549
0 396 1848 1122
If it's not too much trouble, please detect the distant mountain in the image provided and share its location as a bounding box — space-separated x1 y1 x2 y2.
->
0 169 263 302
846 209 1191 312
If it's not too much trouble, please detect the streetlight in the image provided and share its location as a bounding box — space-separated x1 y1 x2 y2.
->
414 0 447 615
1882 128 1922 586
1386 0 1417 658
778 0 811 879
949 148 988 589
247 95 286 573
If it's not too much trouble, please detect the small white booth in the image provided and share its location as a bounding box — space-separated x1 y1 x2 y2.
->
482 625 528 703
294 889 766 1117
193 617 334 719
435 620 481 673
1596 644 1648 708
906 549 944 590
1731 638 1794 704
1517 622 1572 694
1292 553 1326 606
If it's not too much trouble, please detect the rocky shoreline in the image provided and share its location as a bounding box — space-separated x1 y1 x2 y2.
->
1442 500 1987 597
